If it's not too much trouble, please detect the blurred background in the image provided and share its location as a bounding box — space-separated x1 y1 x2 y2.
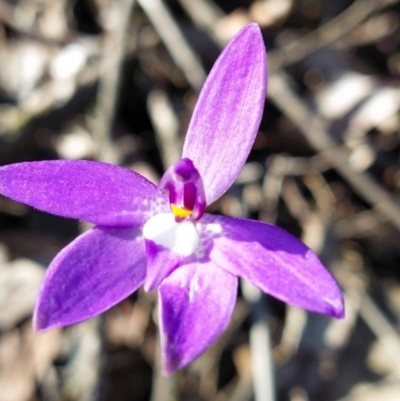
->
1 0 400 400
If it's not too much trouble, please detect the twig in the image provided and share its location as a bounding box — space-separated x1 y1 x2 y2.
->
332 256 400 374
280 178 310 222
269 0 400 70
260 158 285 223
335 210 387 238
177 0 224 38
64 319 102 401
150 333 180 401
359 294 400 374
268 71 400 233
0 0 70 45
241 281 275 401
137 0 206 91
147 90 182 168
90 0 136 163
196 301 248 399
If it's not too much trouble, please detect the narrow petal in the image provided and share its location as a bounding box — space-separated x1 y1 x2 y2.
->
182 23 267 204
34 227 146 331
200 214 344 318
158 260 237 374
143 240 182 292
0 160 169 227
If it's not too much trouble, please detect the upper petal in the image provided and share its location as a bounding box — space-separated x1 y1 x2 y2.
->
34 226 146 331
200 214 344 318
182 23 267 204
0 160 169 227
158 260 237 374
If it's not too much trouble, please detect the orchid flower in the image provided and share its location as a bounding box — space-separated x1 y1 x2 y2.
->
0 23 343 374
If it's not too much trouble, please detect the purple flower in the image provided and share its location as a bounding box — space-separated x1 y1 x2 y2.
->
0 24 343 374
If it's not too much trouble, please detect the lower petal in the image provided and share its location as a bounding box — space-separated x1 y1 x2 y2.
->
143 239 182 292
201 214 344 318
34 227 146 331
158 260 237 374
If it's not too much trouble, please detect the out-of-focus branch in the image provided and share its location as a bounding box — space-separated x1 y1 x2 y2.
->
241 281 275 401
150 338 180 401
177 0 224 38
360 294 400 373
137 0 206 91
269 0 400 70
147 90 182 168
90 0 136 163
268 71 400 232
0 0 70 45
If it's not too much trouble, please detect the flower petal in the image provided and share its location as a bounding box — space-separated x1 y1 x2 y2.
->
143 240 182 292
182 23 267 204
0 160 169 227
200 214 344 318
158 260 237 374
34 226 146 331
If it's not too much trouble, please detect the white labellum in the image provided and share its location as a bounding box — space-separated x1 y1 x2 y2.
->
143 213 199 256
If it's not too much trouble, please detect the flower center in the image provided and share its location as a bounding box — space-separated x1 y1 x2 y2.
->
170 204 193 219
143 213 199 256
158 158 206 222
142 158 205 258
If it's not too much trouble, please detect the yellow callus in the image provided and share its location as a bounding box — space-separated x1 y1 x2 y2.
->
170 204 193 219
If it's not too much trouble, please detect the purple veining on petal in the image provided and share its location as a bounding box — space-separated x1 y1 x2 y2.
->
198 214 344 318
159 158 206 220
143 239 182 292
0 160 169 227
182 23 267 205
158 259 237 374
34 226 146 331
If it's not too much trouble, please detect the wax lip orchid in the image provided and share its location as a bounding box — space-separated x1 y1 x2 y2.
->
0 23 344 374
